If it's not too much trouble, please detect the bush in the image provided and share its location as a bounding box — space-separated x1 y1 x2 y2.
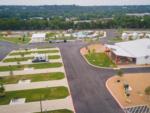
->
0 83 5 97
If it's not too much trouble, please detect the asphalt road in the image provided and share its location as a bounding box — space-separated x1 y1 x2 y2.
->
57 41 150 113
57 41 123 113
0 41 18 60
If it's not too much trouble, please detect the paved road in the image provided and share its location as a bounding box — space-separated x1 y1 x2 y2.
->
57 41 123 113
0 41 18 60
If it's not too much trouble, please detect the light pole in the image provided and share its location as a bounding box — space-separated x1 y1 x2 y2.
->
40 95 43 113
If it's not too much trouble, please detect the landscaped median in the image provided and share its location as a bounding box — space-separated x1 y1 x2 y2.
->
0 62 62 72
0 72 64 84
0 86 69 105
3 55 61 62
85 52 116 67
80 44 116 68
0 36 30 44
35 109 73 113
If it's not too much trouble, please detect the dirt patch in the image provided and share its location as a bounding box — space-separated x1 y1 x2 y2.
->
80 44 106 55
107 73 150 108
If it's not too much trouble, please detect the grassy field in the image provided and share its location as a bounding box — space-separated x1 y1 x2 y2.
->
9 50 59 56
85 52 116 67
0 72 64 84
0 36 30 44
0 62 62 72
36 109 73 113
3 55 60 62
0 86 69 105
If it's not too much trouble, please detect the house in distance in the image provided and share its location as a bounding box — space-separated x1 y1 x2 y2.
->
31 33 46 43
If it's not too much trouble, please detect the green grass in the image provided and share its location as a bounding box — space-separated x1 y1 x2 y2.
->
0 36 30 44
0 72 64 84
48 55 60 59
9 50 59 56
0 86 69 105
36 109 73 113
85 52 116 67
3 57 33 62
0 62 62 72
3 55 60 62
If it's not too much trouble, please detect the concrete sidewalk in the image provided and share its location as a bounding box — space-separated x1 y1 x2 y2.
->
4 53 61 59
5 79 68 91
0 59 62 66
0 66 65 77
0 96 74 113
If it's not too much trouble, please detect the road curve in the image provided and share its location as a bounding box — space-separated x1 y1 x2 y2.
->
57 41 123 113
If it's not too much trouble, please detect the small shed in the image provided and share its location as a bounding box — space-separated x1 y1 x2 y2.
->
31 33 46 42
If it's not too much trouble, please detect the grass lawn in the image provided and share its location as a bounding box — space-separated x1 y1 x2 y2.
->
0 36 30 44
85 52 116 67
0 86 69 105
48 55 60 59
3 57 33 62
3 55 60 62
36 109 73 113
0 62 62 72
0 72 64 84
9 50 59 56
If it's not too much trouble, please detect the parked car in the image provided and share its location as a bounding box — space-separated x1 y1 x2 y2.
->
32 54 48 63
49 40 67 43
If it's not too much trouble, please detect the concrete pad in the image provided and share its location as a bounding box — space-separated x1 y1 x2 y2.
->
0 96 74 113
18 79 31 84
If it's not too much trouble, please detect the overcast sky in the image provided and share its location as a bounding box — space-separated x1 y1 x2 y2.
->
0 0 150 6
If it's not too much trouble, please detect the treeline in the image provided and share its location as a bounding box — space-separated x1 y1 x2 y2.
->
1 5 150 19
0 16 150 30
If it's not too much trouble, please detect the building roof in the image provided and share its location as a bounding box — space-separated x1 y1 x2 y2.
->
32 33 46 38
106 38 150 58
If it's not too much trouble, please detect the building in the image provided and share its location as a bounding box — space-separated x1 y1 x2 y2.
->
105 38 150 65
72 31 97 39
31 33 46 43
121 31 150 41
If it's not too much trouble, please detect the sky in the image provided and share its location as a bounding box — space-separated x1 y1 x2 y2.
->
0 0 150 6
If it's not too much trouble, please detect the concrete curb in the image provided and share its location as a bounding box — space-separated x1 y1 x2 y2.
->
105 77 124 109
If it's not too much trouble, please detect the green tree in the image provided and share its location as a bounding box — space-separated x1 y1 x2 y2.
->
116 69 123 82
0 83 5 97
117 69 123 77
145 86 150 100
9 65 13 77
